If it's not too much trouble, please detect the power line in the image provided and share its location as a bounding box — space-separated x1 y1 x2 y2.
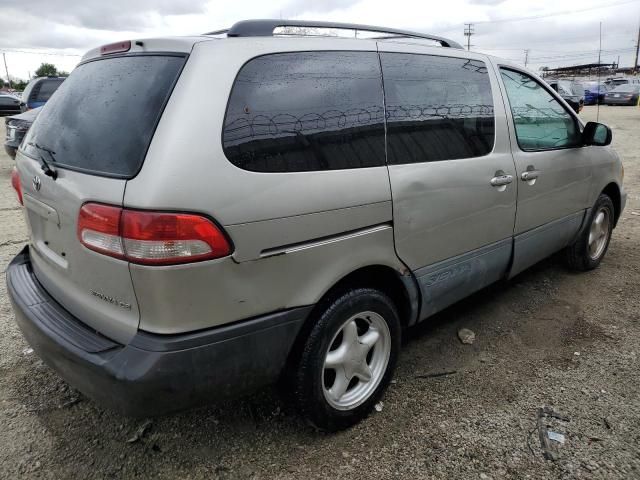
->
436 0 638 35
528 47 635 61
0 49 81 57
473 0 640 24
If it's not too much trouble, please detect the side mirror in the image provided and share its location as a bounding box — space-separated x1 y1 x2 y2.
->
583 121 612 146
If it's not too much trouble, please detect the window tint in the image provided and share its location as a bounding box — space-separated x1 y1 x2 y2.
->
22 55 185 177
380 53 494 164
223 52 385 172
33 79 64 102
500 69 581 151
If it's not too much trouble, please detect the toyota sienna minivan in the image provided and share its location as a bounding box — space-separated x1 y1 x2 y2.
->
7 20 626 431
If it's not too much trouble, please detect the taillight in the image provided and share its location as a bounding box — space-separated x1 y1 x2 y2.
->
11 168 23 205
77 203 125 259
78 203 232 265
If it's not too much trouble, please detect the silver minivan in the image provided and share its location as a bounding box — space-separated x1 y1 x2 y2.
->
7 20 626 431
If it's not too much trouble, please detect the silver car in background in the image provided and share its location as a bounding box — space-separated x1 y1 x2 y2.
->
7 20 626 431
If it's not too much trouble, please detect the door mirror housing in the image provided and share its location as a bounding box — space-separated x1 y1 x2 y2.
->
583 122 612 146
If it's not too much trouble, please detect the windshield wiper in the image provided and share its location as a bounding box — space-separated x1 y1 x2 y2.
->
27 142 58 180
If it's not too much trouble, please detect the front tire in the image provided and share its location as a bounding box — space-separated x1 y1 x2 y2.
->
292 288 401 431
565 194 614 271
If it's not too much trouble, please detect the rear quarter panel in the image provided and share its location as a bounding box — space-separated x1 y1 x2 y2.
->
124 38 406 334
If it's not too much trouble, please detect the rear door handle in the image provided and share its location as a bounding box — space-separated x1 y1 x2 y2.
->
490 174 514 187
521 170 541 181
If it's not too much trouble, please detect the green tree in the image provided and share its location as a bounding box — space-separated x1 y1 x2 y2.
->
13 79 28 90
35 63 58 77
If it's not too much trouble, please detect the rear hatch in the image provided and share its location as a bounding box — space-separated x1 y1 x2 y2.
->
15 51 187 344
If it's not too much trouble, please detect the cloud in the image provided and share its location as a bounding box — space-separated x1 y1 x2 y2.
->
468 0 506 5
0 0 637 80
2 0 206 31
283 0 363 15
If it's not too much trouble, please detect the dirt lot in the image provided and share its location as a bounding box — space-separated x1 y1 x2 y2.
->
0 105 639 479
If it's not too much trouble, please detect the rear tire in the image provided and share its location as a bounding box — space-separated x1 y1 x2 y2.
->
292 288 401 431
565 194 614 271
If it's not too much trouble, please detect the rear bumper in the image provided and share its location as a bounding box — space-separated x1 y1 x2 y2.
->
604 98 636 105
7 246 311 416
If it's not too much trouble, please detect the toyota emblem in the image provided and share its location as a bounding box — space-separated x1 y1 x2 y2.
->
32 175 41 191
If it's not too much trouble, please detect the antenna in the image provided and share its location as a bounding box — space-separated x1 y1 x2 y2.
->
524 49 530 68
464 23 474 51
597 22 602 122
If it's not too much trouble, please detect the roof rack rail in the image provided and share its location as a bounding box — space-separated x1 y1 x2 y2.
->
204 19 463 49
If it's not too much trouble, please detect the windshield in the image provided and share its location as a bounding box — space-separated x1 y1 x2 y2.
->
21 54 186 178
583 82 606 91
553 80 577 96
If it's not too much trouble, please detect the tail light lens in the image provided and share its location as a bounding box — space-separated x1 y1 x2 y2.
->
78 203 231 265
11 168 23 205
77 203 125 259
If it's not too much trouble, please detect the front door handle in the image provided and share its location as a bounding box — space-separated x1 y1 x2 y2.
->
521 170 541 181
490 174 514 187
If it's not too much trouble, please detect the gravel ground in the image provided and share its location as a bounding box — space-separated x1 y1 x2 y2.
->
0 105 639 479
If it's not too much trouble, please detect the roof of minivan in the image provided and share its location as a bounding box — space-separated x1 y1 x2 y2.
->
81 36 214 62
80 33 532 74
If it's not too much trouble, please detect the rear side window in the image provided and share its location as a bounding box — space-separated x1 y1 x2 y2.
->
32 79 64 102
380 53 495 164
22 55 185 178
223 51 385 172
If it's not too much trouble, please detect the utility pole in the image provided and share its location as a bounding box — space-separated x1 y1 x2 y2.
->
524 49 530 68
2 53 11 89
464 23 474 51
634 19 640 73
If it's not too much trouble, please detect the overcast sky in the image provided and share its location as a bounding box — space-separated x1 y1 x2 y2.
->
0 0 638 81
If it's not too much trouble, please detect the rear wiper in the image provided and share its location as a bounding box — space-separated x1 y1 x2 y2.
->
27 142 58 180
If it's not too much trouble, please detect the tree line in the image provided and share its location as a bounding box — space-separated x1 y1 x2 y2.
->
1 63 69 91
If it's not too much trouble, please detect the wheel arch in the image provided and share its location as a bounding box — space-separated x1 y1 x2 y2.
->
282 264 420 379
602 182 621 226
311 265 421 329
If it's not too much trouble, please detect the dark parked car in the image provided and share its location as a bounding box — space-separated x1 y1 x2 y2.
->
20 77 65 112
583 81 609 105
0 92 21 116
604 84 640 106
547 79 584 113
4 107 41 158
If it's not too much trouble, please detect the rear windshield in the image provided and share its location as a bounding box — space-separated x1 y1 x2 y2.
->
21 54 185 178
32 78 64 102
